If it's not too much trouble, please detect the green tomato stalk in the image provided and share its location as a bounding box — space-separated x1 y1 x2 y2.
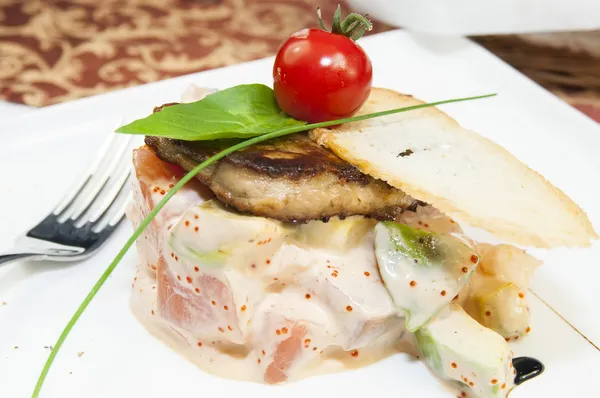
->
317 4 373 41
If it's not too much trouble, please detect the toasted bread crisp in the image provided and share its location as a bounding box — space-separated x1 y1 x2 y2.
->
310 88 597 248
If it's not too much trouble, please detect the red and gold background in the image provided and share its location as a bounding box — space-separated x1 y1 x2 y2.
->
1 0 599 122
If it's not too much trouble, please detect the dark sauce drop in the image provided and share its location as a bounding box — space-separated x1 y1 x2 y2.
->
513 357 544 385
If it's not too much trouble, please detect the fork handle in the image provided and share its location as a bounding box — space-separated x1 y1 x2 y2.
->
0 253 40 266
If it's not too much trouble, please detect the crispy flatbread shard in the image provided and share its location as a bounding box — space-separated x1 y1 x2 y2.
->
310 88 597 248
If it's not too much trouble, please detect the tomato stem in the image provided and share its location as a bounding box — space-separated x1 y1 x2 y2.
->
317 4 372 41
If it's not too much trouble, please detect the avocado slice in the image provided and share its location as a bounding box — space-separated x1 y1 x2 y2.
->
295 216 377 251
415 304 515 397
168 200 285 269
375 222 479 331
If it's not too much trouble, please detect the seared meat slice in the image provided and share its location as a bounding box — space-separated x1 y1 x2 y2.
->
145 134 420 222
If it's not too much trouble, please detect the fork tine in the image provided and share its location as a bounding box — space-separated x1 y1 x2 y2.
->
53 133 116 216
85 163 131 224
108 197 130 227
91 191 130 233
68 135 133 221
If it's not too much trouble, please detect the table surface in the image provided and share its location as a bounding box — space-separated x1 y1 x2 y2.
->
1 0 598 124
0 0 386 107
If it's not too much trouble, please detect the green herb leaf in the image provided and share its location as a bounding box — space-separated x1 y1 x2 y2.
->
33 91 496 397
116 84 307 140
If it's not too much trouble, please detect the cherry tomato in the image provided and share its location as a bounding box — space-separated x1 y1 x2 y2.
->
273 28 373 123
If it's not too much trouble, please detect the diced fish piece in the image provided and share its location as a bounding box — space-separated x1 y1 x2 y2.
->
462 244 540 339
156 254 245 342
466 277 530 340
127 146 213 271
477 244 541 288
395 204 463 235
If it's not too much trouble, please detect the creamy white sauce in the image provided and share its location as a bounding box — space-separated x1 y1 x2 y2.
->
127 174 408 383
129 225 407 383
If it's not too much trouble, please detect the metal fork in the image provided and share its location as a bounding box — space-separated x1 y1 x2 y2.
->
0 133 133 266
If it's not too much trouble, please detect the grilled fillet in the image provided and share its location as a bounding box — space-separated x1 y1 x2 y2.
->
145 134 421 222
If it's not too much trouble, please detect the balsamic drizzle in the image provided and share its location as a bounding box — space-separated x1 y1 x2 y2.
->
512 357 544 385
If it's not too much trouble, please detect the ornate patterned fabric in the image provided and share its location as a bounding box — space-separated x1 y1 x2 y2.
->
0 0 388 106
0 0 598 123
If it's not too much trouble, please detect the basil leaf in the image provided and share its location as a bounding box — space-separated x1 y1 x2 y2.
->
116 84 307 140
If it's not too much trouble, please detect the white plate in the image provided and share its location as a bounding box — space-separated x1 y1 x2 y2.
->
1 30 599 398
0 102 35 118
